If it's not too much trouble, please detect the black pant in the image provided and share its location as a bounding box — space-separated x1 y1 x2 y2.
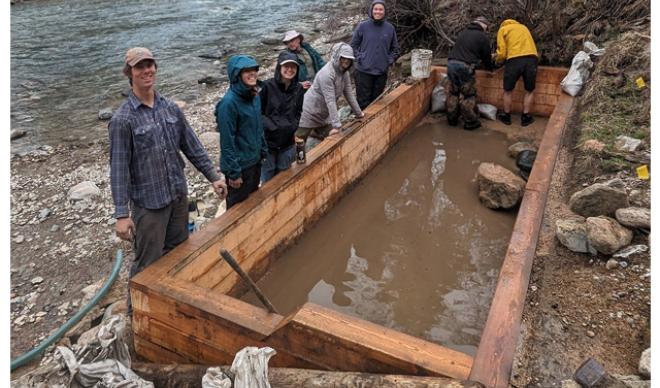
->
226 163 261 209
355 70 388 110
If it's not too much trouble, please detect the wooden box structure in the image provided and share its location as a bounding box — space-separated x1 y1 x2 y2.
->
131 66 572 386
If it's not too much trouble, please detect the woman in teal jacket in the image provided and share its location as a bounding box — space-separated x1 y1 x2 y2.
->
216 55 268 208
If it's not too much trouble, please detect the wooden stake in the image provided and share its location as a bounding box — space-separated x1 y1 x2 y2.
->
220 249 280 315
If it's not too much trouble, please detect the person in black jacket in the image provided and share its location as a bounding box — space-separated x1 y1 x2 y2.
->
445 16 494 130
259 51 305 183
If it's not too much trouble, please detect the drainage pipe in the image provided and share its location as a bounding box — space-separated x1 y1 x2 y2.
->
11 249 124 371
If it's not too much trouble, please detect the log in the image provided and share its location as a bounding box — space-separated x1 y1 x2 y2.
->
131 363 485 388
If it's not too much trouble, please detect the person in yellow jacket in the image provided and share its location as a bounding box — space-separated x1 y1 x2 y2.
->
494 19 538 127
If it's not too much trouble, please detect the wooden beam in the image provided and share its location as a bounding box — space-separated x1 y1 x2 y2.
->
468 95 576 387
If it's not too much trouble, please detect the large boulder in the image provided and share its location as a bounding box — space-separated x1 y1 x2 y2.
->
615 207 651 229
477 163 526 209
556 218 595 254
68 181 101 202
586 216 633 255
569 183 629 217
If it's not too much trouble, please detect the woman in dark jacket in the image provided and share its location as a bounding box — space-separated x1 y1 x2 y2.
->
259 51 305 183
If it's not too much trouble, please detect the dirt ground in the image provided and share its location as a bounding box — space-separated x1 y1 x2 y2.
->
511 108 651 385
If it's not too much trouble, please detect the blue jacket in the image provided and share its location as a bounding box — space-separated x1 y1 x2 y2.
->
216 55 267 180
351 0 400 76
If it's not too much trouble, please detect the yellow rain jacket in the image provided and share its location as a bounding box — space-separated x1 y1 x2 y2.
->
495 19 538 63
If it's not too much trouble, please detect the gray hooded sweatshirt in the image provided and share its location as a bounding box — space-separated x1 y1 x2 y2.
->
299 43 363 129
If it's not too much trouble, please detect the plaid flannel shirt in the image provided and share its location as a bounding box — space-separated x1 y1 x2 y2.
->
109 91 220 218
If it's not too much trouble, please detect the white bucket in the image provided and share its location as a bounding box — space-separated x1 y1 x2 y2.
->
411 49 433 79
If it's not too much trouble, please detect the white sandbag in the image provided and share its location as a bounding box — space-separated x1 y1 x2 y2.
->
584 41 605 56
561 51 593 96
431 74 448 112
477 104 497 120
202 367 232 388
230 347 277 388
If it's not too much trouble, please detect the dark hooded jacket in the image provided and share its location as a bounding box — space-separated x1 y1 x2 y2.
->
216 55 268 180
350 0 400 76
448 22 494 70
259 52 305 151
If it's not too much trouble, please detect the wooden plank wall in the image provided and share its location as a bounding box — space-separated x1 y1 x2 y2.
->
131 70 476 379
130 67 569 383
473 66 567 117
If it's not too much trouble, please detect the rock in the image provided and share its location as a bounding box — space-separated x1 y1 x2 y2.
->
50 224 60 232
612 375 651 388
560 380 581 388
199 132 220 152
11 129 27 140
174 100 187 109
39 208 51 219
14 235 25 244
586 216 634 255
629 189 650 208
68 181 101 202
261 36 281 45
606 258 619 270
476 163 526 209
555 218 594 253
31 276 44 285
605 178 626 190
508 142 537 158
76 320 100 347
586 330 595 337
613 244 648 259
569 183 629 217
98 108 113 121
581 139 605 152
614 135 643 152
638 348 650 378
615 207 650 229
198 75 227 85
338 106 352 121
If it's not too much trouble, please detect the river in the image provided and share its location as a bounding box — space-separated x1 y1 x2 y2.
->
11 0 337 153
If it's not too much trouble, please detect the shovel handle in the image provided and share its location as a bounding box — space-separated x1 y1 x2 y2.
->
220 249 280 315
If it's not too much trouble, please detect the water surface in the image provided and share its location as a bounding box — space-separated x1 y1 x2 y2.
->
244 120 519 356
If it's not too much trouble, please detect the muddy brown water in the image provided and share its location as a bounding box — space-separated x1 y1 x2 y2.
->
243 118 525 356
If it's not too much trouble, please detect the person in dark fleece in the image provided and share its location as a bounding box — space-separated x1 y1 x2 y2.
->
351 0 400 110
259 51 305 183
445 16 494 130
216 55 268 209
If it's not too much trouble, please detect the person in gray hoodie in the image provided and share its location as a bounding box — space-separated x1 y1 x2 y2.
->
351 0 400 110
295 43 364 149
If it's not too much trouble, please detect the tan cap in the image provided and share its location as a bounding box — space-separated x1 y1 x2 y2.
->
282 30 303 43
125 47 155 66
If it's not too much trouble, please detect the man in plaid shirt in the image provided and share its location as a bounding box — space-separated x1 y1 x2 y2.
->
109 48 227 294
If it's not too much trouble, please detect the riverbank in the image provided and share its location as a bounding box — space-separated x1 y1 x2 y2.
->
10 0 365 365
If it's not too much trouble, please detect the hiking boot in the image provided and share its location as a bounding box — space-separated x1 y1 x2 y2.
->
448 117 459 126
463 120 481 131
497 112 512 125
521 113 535 127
